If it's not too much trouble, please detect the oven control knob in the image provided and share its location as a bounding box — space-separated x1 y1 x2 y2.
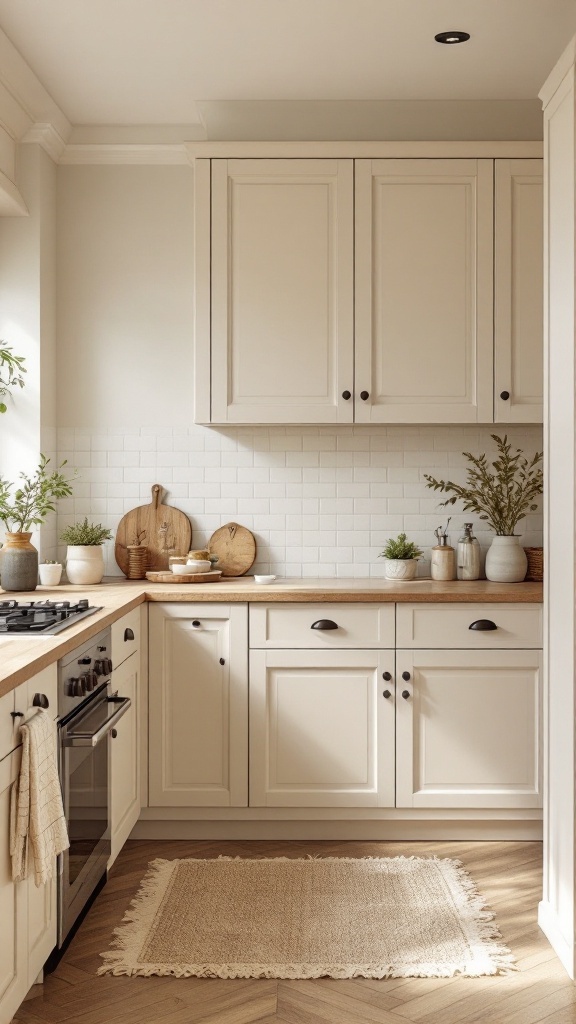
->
86 671 97 691
74 678 85 697
94 660 105 676
79 674 90 694
66 677 78 696
104 658 113 674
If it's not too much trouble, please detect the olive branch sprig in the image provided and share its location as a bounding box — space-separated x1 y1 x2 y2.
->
423 434 543 536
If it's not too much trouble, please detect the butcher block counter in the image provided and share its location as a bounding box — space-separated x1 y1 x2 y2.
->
0 577 542 698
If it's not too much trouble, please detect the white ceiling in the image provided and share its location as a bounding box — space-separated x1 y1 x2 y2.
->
0 0 575 127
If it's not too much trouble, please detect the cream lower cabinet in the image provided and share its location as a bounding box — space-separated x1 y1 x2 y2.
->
249 649 395 807
0 665 58 1024
148 604 248 807
395 649 542 809
110 607 142 866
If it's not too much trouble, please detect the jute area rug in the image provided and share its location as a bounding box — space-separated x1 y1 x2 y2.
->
98 856 516 980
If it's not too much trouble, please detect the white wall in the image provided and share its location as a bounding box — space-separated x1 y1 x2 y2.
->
55 163 543 577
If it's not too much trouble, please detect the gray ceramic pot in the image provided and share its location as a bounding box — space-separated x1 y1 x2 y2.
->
1 532 39 591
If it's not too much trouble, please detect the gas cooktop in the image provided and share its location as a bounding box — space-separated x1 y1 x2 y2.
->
0 600 103 636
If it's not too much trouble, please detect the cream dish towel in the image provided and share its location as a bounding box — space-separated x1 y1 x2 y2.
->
10 709 69 885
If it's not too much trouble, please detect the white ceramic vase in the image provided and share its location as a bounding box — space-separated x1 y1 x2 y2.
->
38 563 63 586
384 558 418 581
66 545 105 585
485 536 528 583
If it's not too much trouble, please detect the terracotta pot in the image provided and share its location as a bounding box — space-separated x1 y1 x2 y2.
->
66 545 105 585
0 532 39 592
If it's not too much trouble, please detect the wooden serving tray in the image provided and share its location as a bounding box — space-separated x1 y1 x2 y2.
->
145 570 223 584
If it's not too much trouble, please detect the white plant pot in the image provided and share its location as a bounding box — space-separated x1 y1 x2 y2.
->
66 545 105 585
383 558 418 581
38 563 63 586
485 536 528 583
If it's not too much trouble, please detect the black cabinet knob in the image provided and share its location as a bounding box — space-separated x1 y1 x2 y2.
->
469 619 497 631
402 671 411 681
382 689 392 699
360 391 370 401
402 690 411 700
192 620 201 627
111 729 118 739
124 627 135 641
342 390 351 400
219 657 225 666
311 619 339 630
382 671 392 681
500 390 510 401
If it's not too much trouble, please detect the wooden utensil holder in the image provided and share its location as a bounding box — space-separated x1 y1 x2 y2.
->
126 544 148 580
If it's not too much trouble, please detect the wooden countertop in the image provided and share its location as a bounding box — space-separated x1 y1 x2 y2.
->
0 577 543 698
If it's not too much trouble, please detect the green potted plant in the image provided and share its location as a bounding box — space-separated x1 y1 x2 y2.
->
60 518 113 585
424 434 543 582
0 455 74 592
0 343 26 414
379 533 423 581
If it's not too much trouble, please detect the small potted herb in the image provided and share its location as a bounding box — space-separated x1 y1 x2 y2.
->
60 518 113 585
39 559 63 587
379 533 423 581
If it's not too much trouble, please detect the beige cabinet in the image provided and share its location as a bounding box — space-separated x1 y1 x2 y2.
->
207 158 354 424
148 604 248 807
109 653 140 866
249 649 395 807
0 665 58 1023
355 159 494 423
494 159 543 423
195 152 542 426
395 649 542 809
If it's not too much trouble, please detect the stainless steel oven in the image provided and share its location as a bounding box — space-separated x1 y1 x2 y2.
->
56 627 130 949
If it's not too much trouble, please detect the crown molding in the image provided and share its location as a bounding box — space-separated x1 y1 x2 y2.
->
60 143 192 165
0 27 71 144
539 34 576 108
21 122 68 161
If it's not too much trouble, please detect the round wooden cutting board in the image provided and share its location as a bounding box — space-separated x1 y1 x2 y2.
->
208 522 257 577
115 484 192 575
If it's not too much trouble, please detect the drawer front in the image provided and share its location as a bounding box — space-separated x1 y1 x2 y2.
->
112 607 141 666
249 603 395 649
396 603 542 648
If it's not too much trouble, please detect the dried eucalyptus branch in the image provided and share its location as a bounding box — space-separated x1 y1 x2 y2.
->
424 434 543 536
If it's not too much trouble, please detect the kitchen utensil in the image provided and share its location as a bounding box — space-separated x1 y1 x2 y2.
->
145 570 222 584
208 522 256 577
115 484 192 576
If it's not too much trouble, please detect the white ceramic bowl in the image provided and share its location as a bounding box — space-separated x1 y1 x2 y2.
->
170 562 199 575
185 559 212 573
254 574 277 585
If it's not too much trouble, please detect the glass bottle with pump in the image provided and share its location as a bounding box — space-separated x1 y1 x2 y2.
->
457 522 481 581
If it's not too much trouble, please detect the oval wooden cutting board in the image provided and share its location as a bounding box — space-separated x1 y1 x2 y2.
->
115 484 192 575
208 522 256 576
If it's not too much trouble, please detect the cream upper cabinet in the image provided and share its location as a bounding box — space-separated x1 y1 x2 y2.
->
207 158 354 424
355 159 494 423
494 159 543 423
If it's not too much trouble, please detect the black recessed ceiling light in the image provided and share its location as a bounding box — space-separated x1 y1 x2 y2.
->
434 30 470 44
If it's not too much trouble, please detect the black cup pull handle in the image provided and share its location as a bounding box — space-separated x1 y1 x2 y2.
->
469 619 498 631
33 693 49 709
124 627 135 641
311 619 339 630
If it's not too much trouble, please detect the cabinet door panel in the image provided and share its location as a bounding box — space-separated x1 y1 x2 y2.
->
149 605 248 807
0 752 26 1019
494 159 543 423
396 649 542 809
110 653 140 866
250 649 395 807
355 159 493 423
211 159 354 424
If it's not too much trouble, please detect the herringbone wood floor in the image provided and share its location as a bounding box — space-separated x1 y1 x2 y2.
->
13 839 575 1024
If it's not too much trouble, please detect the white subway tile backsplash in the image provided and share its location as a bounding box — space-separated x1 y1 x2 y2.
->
56 424 544 577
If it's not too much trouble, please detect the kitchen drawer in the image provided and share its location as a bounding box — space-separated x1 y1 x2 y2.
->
112 606 141 666
396 602 542 649
249 603 395 649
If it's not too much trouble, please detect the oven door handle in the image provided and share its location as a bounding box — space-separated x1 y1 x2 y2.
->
63 697 131 747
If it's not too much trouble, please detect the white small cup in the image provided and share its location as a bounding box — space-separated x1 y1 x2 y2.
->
185 559 212 573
